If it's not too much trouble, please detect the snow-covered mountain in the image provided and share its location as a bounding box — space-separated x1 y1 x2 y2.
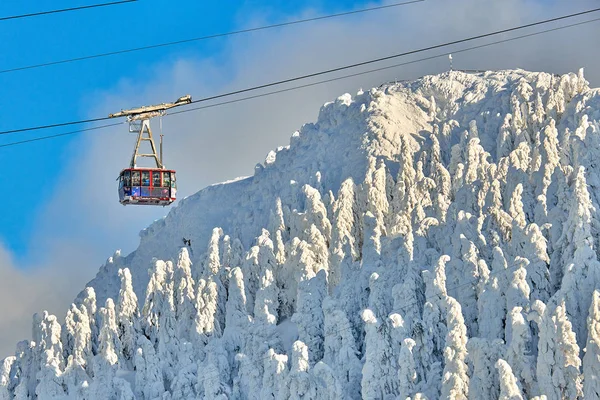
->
3 69 600 399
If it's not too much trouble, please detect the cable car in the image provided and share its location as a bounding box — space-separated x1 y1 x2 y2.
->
109 95 191 206
118 168 176 206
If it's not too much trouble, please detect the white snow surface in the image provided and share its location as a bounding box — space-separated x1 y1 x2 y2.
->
5 69 600 399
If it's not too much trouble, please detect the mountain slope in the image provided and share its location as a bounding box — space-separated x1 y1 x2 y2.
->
3 69 600 399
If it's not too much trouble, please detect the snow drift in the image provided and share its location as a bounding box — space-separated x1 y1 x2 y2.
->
3 69 600 399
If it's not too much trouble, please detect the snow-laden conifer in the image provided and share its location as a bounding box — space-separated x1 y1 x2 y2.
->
583 290 600 398
116 268 139 368
292 270 326 365
496 359 525 400
441 297 469 400
398 338 419 399
33 312 65 398
0 357 14 400
536 299 583 399
505 307 536 396
287 341 317 400
173 248 196 340
467 337 503 399
322 297 361 399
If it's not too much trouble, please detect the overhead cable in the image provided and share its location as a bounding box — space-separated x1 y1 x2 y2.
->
0 0 137 22
2 16 598 149
0 0 424 74
185 6 600 105
1 7 599 137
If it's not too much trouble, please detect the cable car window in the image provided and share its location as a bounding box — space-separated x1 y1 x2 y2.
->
163 172 171 188
119 175 124 189
142 171 150 186
132 171 140 186
124 170 131 186
171 172 177 189
153 171 161 187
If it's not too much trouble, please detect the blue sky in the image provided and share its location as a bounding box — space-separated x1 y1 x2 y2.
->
0 0 371 260
1 0 600 356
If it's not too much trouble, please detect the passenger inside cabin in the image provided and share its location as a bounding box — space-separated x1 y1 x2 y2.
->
124 171 131 187
132 171 141 186
142 171 150 186
153 171 161 187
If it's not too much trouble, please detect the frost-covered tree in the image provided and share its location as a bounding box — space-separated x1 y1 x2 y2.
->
505 307 536 396
398 338 419 399
116 268 139 368
467 338 504 400
418 255 451 389
446 233 483 337
142 259 170 344
195 277 222 342
197 339 231 399
555 167 600 348
583 290 600 398
173 248 196 340
287 341 318 400
361 308 399 398
97 299 120 368
478 247 508 341
313 361 342 400
392 261 425 335
62 303 93 374
496 359 525 400
223 267 250 354
303 184 333 242
0 357 14 400
292 270 326 365
203 228 227 330
441 297 469 400
322 297 361 399
506 257 531 315
134 336 164 399
537 299 583 399
260 349 288 399
33 312 65 399
88 299 121 399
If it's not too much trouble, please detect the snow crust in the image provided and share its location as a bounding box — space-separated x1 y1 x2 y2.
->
4 69 600 399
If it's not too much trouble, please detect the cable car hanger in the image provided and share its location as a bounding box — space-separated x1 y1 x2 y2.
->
109 95 191 169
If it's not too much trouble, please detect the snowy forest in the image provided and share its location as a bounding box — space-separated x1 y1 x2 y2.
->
2 69 600 399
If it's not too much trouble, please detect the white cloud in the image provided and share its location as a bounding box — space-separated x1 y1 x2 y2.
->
0 241 93 357
3 0 600 357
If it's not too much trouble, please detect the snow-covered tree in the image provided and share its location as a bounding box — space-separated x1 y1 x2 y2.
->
292 270 327 365
116 268 139 368
478 247 508 341
173 248 196 340
398 338 419 399
322 297 361 399
496 359 525 400
583 290 600 398
260 349 288 399
441 297 469 400
505 307 536 396
134 336 164 399
195 277 222 342
287 341 318 400
33 312 65 398
536 299 583 399
467 337 504 399
0 357 14 400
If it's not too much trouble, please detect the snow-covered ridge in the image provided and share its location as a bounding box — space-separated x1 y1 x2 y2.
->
3 69 600 399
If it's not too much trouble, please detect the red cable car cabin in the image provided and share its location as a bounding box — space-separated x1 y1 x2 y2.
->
118 168 177 206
